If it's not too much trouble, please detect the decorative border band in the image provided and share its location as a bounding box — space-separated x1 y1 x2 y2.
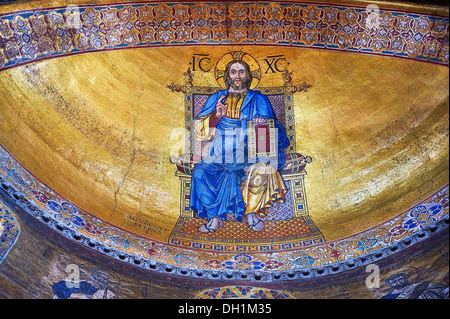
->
0 1 449 72
0 143 448 281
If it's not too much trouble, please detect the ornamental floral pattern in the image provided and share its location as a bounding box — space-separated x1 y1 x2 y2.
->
0 2 449 71
196 286 295 299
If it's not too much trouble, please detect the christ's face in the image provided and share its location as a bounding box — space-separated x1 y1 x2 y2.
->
228 62 248 90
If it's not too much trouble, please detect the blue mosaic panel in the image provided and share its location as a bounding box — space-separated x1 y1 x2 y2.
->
0 200 20 263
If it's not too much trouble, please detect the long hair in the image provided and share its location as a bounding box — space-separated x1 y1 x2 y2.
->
223 59 253 90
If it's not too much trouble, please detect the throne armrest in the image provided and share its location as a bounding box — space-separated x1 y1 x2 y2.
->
170 154 201 175
170 153 312 176
280 153 312 175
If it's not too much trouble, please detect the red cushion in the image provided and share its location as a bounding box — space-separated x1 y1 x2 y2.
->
173 154 201 174
280 153 312 174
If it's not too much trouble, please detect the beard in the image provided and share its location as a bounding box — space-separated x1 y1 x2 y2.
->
226 77 251 90
230 79 245 90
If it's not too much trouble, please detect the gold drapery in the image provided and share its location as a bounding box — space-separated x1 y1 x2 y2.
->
241 162 287 216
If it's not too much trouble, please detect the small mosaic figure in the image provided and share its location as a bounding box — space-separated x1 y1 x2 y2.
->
381 273 449 299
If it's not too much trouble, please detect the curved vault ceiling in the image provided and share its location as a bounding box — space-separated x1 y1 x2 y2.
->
0 0 448 282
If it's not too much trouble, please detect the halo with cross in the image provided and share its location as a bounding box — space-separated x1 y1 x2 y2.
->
214 51 262 90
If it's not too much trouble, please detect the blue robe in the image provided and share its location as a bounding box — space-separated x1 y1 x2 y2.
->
189 89 289 222
52 280 97 299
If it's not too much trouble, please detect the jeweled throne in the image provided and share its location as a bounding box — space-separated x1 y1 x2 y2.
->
167 64 324 254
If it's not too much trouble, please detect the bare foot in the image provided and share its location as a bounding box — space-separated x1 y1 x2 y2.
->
245 212 264 232
198 217 224 233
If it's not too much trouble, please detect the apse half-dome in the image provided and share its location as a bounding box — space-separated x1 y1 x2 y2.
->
0 0 448 292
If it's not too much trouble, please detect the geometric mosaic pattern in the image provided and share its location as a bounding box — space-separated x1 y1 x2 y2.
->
0 2 449 73
174 217 315 241
169 214 325 253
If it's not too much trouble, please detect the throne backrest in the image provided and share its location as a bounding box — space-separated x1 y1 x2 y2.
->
186 86 297 158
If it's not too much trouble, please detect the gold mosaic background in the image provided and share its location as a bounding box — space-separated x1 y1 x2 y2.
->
0 44 448 243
